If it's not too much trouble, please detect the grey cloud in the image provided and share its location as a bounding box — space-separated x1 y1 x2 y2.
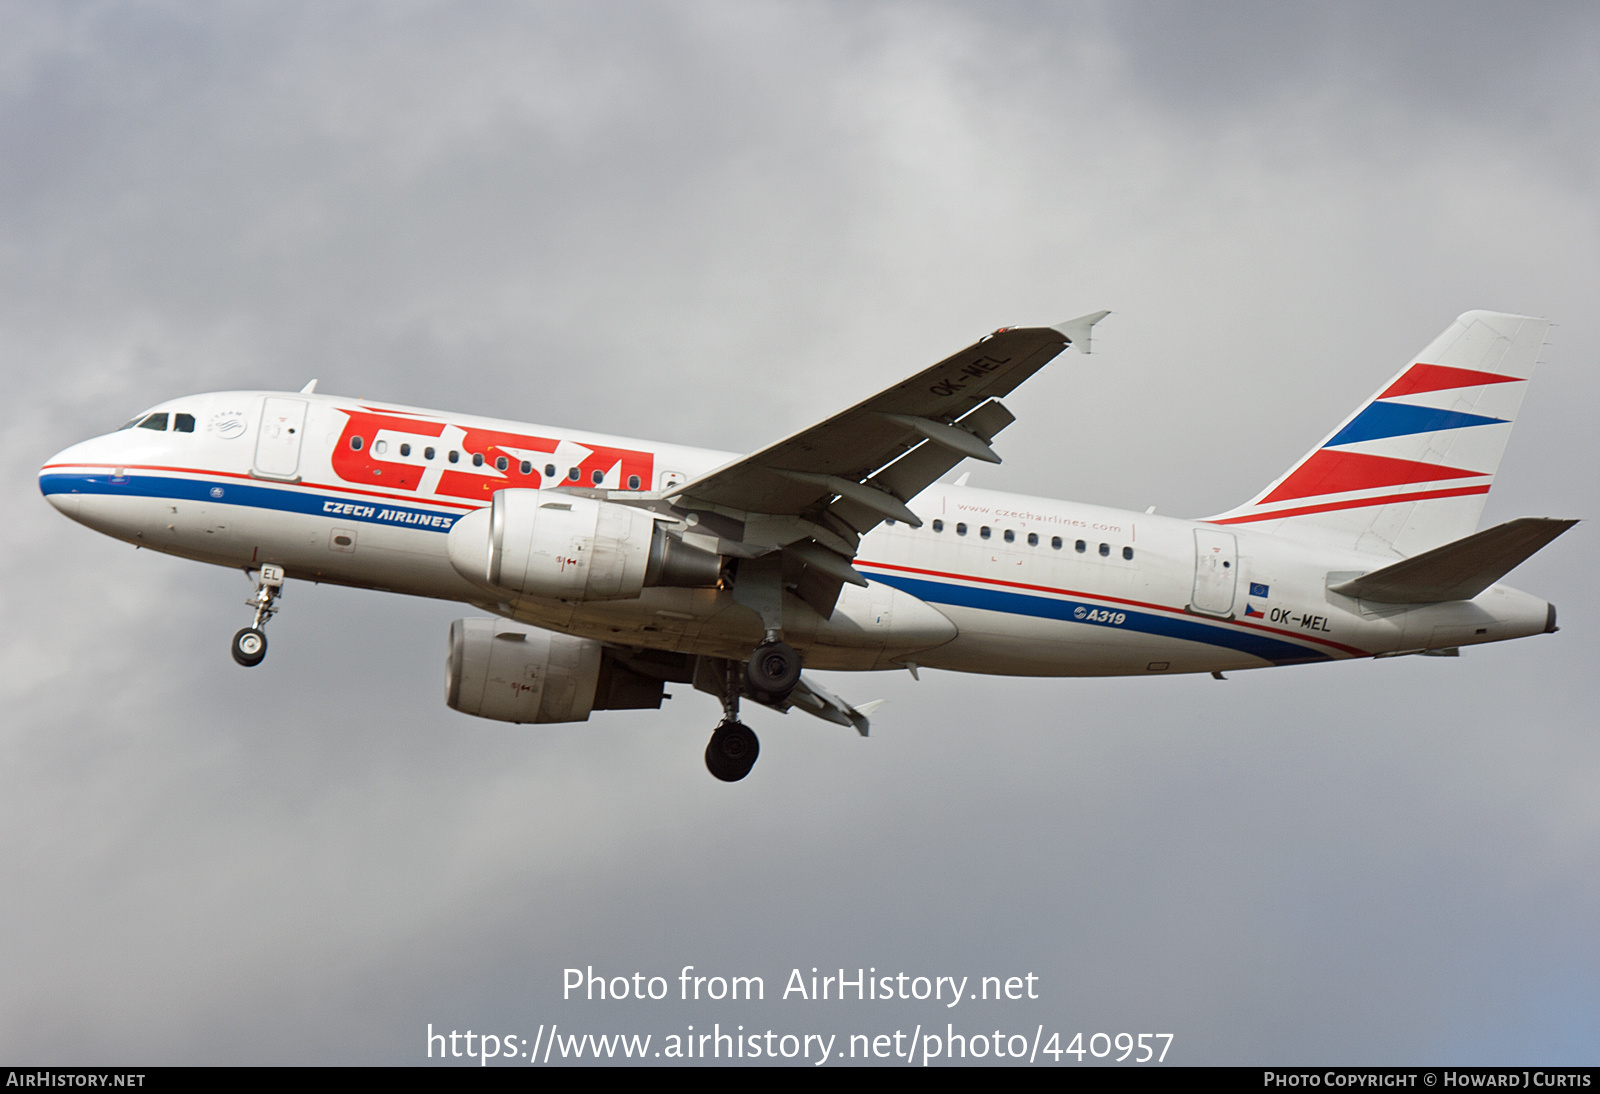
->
2 1 1597 1064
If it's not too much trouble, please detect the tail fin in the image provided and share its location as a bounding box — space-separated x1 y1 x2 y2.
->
1206 310 1550 557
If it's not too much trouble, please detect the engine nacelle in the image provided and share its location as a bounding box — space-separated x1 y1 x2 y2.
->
446 618 677 724
447 489 721 601
446 618 602 723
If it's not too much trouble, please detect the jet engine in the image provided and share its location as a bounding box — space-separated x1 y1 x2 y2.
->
446 490 721 601
446 618 677 723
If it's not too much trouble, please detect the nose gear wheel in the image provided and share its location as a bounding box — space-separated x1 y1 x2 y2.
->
231 627 267 667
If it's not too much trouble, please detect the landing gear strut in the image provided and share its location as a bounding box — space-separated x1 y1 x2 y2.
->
231 563 284 668
705 660 760 782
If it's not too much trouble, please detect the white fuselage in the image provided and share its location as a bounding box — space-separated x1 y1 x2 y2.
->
40 390 1555 677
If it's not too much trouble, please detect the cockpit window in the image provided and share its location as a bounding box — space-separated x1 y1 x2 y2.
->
137 413 169 431
117 417 141 431
173 413 195 433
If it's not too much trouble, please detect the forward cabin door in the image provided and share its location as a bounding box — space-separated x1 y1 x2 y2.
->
253 397 307 480
1191 528 1238 616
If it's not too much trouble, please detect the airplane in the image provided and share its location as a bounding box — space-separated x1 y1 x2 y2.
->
39 309 1574 781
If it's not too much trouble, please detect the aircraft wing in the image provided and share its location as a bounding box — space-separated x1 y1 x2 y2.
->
664 313 1107 610
691 656 883 736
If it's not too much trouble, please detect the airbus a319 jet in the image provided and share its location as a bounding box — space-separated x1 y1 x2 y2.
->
40 309 1573 780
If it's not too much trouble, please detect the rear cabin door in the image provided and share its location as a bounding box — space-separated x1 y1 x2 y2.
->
1191 528 1238 616
254 397 307 480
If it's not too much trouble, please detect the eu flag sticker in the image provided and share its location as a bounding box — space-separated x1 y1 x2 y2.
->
1249 582 1270 598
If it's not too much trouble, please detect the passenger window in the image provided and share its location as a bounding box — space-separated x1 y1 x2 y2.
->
522 461 533 475
980 526 991 539
1099 542 1110 557
1003 529 1015 543
567 468 580 481
1123 546 1134 560
424 447 435 460
932 519 944 532
627 474 640 489
374 440 387 455
545 464 556 478
885 519 896 526
956 523 967 536
472 453 484 467
448 450 458 463
591 469 604 485
1051 536 1062 549
400 443 411 457
1075 539 1086 553
139 413 168 431
350 435 363 450
173 413 195 433
495 455 508 471
1027 532 1038 546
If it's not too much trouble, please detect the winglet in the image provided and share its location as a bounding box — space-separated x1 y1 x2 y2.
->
1053 311 1111 354
851 699 887 737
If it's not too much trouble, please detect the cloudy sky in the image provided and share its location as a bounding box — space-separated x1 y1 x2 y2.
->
3 1 1597 1065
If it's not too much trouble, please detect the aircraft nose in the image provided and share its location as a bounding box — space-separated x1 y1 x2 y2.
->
40 441 91 518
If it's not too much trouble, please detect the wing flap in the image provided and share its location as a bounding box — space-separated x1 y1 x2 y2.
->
672 325 1074 516
692 657 880 735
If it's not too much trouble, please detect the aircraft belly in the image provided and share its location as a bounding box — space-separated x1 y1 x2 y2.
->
544 583 953 671
914 607 1269 676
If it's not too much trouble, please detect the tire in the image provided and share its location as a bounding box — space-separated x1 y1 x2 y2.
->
744 641 801 699
705 721 760 782
231 627 268 667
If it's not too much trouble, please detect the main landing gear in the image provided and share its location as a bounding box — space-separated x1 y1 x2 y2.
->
707 555 808 781
703 641 804 782
744 639 802 698
231 564 284 668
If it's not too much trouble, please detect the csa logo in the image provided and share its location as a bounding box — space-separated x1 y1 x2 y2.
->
209 486 225 499
209 411 247 439
1073 606 1087 620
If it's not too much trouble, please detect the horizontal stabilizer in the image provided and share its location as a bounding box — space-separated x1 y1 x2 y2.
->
1330 517 1577 603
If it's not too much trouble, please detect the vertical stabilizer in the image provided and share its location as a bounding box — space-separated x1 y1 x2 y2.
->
1205 311 1550 557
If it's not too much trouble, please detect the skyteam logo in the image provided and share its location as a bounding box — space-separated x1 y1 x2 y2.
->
208 410 247 439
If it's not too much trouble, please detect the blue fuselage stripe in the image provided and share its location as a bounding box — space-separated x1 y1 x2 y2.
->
39 472 463 531
867 571 1329 665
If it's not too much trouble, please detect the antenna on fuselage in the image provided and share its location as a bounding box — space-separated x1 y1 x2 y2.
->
300 380 318 394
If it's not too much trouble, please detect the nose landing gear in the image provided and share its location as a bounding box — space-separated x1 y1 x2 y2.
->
231 564 284 668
